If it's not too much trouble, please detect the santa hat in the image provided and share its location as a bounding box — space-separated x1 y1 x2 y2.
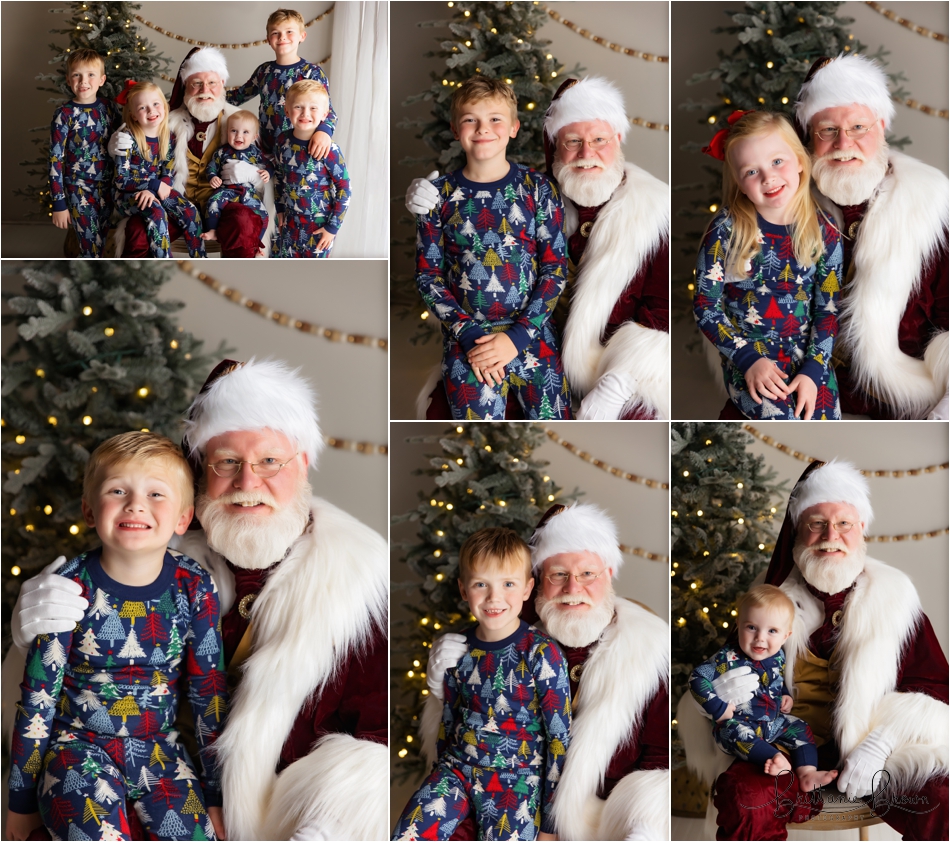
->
529 503 623 576
543 76 628 173
169 46 229 111
182 358 323 467
795 53 894 132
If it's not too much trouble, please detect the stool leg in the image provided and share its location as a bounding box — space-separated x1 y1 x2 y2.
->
859 825 870 841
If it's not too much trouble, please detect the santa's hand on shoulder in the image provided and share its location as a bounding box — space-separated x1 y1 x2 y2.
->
710 665 759 707
222 160 261 186
577 371 635 421
12 555 88 651
426 633 468 700
406 171 440 215
837 729 892 799
107 124 133 158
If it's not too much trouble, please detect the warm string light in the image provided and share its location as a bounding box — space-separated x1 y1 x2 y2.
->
136 7 334 49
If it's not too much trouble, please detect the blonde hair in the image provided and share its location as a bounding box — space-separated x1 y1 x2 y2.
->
267 8 306 34
84 431 194 513
285 78 329 108
736 584 795 629
66 49 105 77
227 109 259 135
123 82 171 163
716 111 823 277
450 77 518 129
459 527 532 582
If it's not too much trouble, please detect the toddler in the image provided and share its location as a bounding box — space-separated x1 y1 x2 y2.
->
49 49 118 256
7 432 227 841
202 109 271 245
274 79 350 257
113 82 205 258
689 584 838 792
392 528 570 841
694 111 843 420
417 77 571 421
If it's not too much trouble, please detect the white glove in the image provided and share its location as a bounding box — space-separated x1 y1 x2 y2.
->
107 124 133 158
12 556 88 651
928 386 949 420
711 665 760 706
221 159 261 187
406 170 441 215
289 821 332 841
626 821 661 840
837 728 892 800
425 632 467 700
577 371 636 420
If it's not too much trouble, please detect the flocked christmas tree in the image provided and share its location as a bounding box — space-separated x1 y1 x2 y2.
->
390 422 576 781
1 261 226 653
392 1 583 341
672 1 910 316
14 2 172 218
670 422 786 759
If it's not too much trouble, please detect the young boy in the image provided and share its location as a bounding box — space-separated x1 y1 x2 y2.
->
49 48 118 257
392 528 570 841
689 584 838 792
227 8 336 162
202 109 272 244
416 77 572 421
274 79 350 258
6 433 227 842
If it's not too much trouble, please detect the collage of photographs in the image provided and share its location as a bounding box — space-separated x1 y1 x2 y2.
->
0 1 947 841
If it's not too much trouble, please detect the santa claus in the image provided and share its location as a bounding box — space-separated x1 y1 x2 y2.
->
423 503 670 840
6 359 388 840
677 460 948 840
110 47 271 258
408 76 670 420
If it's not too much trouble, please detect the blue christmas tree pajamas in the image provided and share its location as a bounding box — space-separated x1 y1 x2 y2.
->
8 549 228 840
113 135 205 258
694 209 843 419
392 621 571 841
49 98 118 257
689 645 818 769
226 59 336 160
274 133 350 258
205 142 271 235
416 162 571 420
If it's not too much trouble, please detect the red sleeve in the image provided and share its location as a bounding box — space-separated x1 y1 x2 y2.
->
605 239 669 339
896 613 949 704
602 683 669 797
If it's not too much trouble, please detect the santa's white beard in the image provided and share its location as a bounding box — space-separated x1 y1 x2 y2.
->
186 92 225 123
552 152 625 208
537 586 616 647
812 142 889 206
196 475 312 570
793 538 867 595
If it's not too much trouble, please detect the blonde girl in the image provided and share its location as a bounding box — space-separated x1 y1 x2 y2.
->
693 110 843 420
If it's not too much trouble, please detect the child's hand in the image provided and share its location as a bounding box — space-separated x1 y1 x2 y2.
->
467 333 518 378
276 213 284 228
787 374 817 420
479 363 507 387
744 357 790 404
208 806 226 840
715 701 736 723
52 209 71 230
764 751 792 777
7 811 44 841
308 130 332 160
210 175 223 189
134 190 157 209
156 182 171 201
315 228 335 252
781 694 794 714
258 169 270 184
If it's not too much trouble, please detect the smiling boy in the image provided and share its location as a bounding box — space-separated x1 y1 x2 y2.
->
49 48 118 256
392 528 570 841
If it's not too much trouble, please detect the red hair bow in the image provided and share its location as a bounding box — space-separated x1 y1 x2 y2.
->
114 79 139 106
702 109 755 161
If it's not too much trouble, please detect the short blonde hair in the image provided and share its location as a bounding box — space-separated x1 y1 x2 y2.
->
267 8 306 34
84 432 194 513
736 584 795 629
227 109 259 135
66 49 105 77
285 78 329 108
450 77 518 129
459 527 532 582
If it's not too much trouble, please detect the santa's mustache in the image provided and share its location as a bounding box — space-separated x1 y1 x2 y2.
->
545 594 594 606
816 149 867 164
811 540 849 554
208 489 280 509
561 159 606 170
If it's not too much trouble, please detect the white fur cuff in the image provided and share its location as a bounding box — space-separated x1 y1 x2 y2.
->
601 768 670 840
598 322 671 420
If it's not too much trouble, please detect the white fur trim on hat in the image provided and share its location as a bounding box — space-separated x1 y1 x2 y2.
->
530 503 623 575
183 359 323 465
180 46 229 85
788 460 873 533
544 76 629 143
795 53 894 131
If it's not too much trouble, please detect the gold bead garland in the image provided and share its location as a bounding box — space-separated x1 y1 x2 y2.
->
864 2 949 43
176 261 387 352
892 96 949 120
620 543 668 562
543 429 669 489
866 528 949 543
542 7 668 62
630 116 669 132
135 6 334 49
325 437 387 456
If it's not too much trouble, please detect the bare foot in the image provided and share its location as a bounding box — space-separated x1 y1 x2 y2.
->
797 766 839 793
201 229 217 241
764 752 792 776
